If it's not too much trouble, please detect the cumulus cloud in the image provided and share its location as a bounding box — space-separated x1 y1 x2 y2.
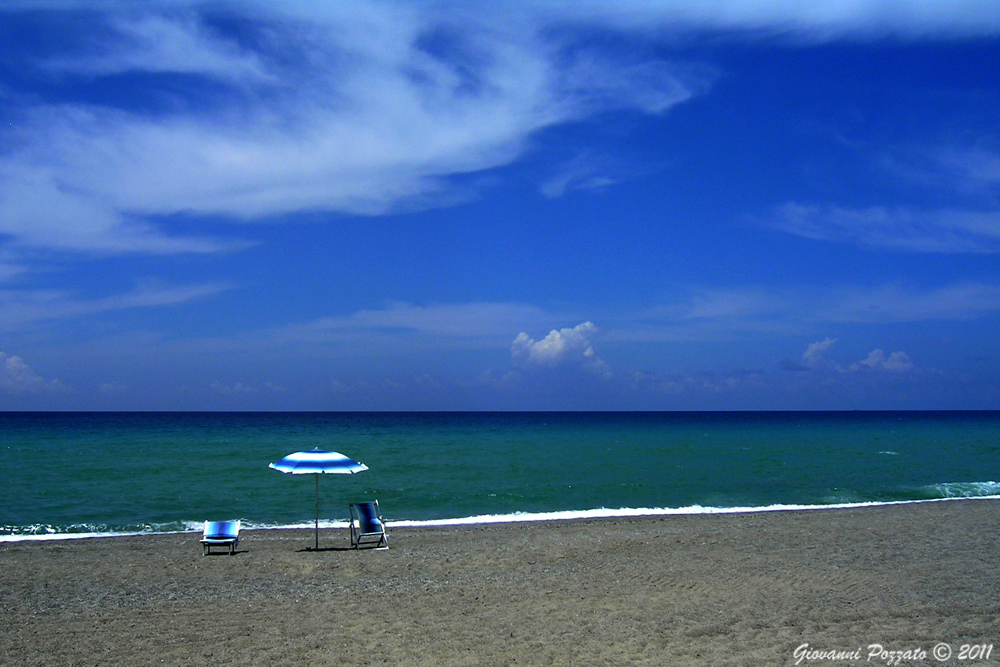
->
0 352 64 394
511 321 609 375
788 338 916 373
802 337 838 369
850 349 915 372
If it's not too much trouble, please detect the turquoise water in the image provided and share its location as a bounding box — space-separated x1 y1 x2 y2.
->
2 411 999 539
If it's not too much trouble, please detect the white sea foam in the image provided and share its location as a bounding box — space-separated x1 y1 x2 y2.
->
925 481 1000 497
380 495 1000 527
0 530 146 543
6 493 1000 542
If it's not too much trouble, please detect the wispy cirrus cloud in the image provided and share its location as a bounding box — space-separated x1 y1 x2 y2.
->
552 0 1000 38
769 203 1000 253
266 302 553 349
610 282 1000 343
928 144 1000 191
0 282 233 332
0 2 713 257
40 11 274 83
816 283 1000 323
539 153 620 199
5 0 998 260
770 137 1000 254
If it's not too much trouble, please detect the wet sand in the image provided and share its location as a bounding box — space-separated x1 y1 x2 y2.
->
2 499 999 666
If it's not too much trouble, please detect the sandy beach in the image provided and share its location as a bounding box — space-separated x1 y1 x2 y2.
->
2 499 999 666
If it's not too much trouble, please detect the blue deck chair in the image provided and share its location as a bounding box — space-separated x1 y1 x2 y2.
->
200 520 240 555
349 501 388 550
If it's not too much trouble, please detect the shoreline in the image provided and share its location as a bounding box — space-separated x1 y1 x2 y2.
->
3 499 999 665
5 493 1000 543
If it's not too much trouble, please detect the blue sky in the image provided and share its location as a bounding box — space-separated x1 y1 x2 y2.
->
1 1 999 410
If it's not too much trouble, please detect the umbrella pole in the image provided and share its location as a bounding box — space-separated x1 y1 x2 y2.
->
314 474 320 550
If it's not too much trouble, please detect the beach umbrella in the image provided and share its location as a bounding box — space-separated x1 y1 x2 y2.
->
269 449 368 550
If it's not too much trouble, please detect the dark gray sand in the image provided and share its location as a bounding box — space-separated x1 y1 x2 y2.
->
3 499 999 666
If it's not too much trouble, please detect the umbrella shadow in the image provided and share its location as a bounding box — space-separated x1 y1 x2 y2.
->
296 545 356 553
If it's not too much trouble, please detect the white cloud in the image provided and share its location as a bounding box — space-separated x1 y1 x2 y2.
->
819 283 1000 323
551 0 1000 38
210 380 257 395
616 281 1000 345
511 321 609 375
0 254 28 283
42 12 274 84
794 338 916 373
0 2 712 256
539 153 619 199
9 0 1000 38
0 282 233 332
802 337 838 369
0 136 254 254
630 369 765 396
770 203 1000 253
930 145 1000 191
0 352 64 394
274 302 550 345
3 1 996 257
680 288 791 321
850 349 915 372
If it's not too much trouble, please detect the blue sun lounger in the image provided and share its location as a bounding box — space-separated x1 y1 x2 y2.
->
349 501 388 550
200 520 240 555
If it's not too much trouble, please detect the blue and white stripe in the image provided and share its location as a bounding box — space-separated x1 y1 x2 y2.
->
269 449 368 474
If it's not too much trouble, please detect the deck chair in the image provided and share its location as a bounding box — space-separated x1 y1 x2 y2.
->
200 520 240 555
349 501 388 550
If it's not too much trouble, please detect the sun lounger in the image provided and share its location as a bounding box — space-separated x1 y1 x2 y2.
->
349 501 388 550
200 520 240 555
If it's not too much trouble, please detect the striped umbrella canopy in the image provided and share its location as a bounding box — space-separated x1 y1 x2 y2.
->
269 449 368 550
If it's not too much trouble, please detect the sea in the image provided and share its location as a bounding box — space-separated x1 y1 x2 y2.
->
3 411 999 541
